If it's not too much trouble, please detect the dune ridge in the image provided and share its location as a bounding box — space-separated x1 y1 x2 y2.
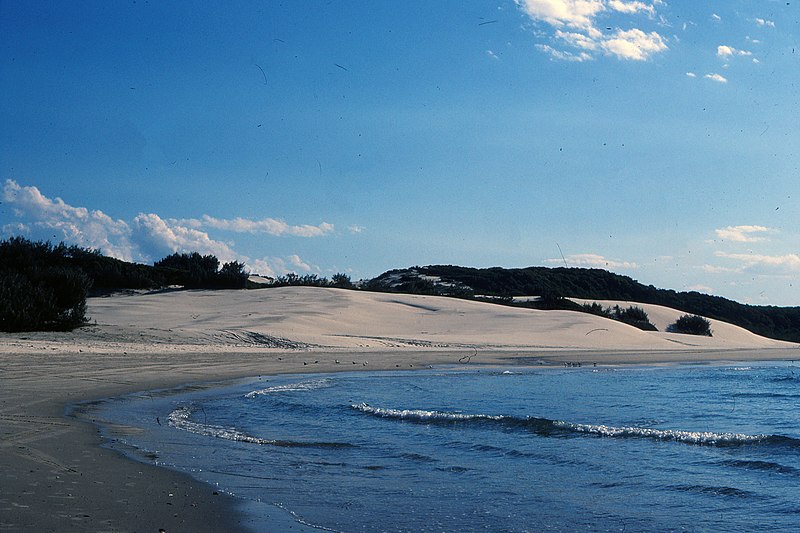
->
3 287 793 358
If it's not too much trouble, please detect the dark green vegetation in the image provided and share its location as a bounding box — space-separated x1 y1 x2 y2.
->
582 303 658 331
0 238 249 332
155 253 248 289
366 265 800 343
266 272 354 289
668 314 713 337
1 238 93 331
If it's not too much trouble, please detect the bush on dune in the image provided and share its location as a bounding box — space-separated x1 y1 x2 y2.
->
0 238 92 331
581 303 658 331
668 314 712 336
154 252 249 289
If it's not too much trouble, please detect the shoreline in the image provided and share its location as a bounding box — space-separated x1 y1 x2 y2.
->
2 346 799 532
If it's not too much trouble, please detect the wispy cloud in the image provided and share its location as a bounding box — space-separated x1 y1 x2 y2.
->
608 0 657 16
715 252 800 274
544 253 638 269
701 264 742 274
704 73 728 83
248 255 320 278
516 0 668 61
755 18 775 28
717 45 752 58
715 225 771 243
536 43 593 61
179 215 334 238
348 224 366 234
2 180 334 277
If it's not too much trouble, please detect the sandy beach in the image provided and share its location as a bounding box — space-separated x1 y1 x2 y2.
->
2 287 797 531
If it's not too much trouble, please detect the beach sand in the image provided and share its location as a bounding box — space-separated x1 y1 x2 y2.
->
1 287 797 531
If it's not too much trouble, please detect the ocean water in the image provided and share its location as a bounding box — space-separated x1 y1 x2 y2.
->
89 362 800 532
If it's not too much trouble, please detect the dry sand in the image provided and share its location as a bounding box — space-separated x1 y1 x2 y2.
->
1 287 797 531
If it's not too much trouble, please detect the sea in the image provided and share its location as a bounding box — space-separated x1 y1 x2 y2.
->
85 361 800 532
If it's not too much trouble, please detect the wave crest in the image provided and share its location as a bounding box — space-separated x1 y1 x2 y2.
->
350 403 793 447
245 378 332 398
169 405 352 448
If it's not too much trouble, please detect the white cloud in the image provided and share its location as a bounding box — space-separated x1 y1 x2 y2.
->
348 224 366 234
704 73 728 83
516 0 667 62
132 213 238 263
556 29 600 50
180 215 334 237
686 71 696 78
755 18 775 28
248 254 320 277
2 179 136 261
544 253 638 269
715 252 800 274
715 225 771 243
2 180 337 269
486 50 500 60
536 43 593 61
717 45 752 58
600 28 667 60
515 0 606 30
702 264 742 274
711 13 721 22
608 0 655 16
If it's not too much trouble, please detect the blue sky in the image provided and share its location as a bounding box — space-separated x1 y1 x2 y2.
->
1 1 798 304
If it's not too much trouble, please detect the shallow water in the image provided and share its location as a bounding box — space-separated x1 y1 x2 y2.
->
91 362 800 532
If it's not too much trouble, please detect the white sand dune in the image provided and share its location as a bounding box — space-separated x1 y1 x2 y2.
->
3 287 784 356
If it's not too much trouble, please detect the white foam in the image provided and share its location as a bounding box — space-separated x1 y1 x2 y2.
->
555 421 768 445
351 403 503 421
168 405 278 445
245 378 332 398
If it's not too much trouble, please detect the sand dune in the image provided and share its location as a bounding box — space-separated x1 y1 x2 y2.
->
88 287 796 350
3 287 790 356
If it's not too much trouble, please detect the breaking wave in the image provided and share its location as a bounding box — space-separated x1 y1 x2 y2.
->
169 405 352 448
245 378 333 398
350 403 799 447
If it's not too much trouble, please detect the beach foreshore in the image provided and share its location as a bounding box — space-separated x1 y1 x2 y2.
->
2 287 798 531
3 347 799 532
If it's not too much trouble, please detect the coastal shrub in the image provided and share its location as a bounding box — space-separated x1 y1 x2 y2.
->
155 252 220 287
154 252 248 289
668 314 712 336
218 261 249 289
614 305 658 331
331 273 354 289
0 266 91 332
580 303 657 331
